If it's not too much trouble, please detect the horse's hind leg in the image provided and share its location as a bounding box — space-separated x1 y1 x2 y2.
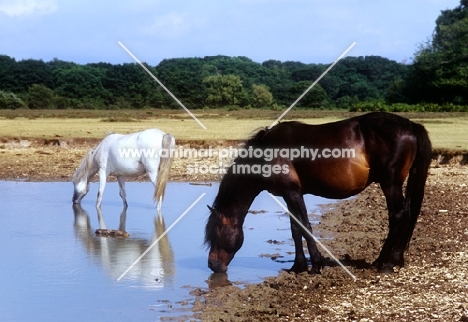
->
283 192 324 274
117 176 128 208
374 181 406 272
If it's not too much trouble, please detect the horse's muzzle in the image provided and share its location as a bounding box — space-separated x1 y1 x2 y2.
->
208 259 228 273
72 192 82 204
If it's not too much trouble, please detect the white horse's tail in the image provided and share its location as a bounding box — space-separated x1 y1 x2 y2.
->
154 133 175 203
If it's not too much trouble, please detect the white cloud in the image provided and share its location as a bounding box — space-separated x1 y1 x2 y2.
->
0 0 58 17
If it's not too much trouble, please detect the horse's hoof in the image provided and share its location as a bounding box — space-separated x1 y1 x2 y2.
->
288 264 308 274
308 267 322 275
95 229 129 238
377 263 395 274
371 258 384 269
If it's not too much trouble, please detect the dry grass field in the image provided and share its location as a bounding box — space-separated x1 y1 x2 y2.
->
0 109 467 151
0 108 466 182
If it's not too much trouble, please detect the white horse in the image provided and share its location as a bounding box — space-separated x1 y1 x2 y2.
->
72 129 175 217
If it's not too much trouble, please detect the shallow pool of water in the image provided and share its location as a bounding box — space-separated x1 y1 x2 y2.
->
0 181 331 321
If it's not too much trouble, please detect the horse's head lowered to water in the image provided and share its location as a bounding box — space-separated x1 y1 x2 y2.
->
204 141 265 273
72 150 94 204
205 205 245 273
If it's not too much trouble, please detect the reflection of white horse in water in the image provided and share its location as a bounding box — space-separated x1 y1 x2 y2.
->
72 129 175 218
73 204 175 288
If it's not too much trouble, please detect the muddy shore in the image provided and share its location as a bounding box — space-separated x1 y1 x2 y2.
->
1 138 467 321
190 165 468 321
191 166 468 321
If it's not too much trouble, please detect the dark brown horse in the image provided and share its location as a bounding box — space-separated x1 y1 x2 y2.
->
205 112 432 274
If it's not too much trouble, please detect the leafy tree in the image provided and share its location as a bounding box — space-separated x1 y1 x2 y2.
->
0 56 54 93
203 74 243 107
336 95 360 109
406 0 468 104
288 82 329 108
54 96 72 109
54 65 110 103
16 59 55 90
0 55 17 92
94 62 161 108
0 90 26 109
157 58 207 108
28 84 55 109
251 84 273 108
385 79 407 103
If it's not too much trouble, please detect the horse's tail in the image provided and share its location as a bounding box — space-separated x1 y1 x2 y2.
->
154 133 175 203
403 122 432 249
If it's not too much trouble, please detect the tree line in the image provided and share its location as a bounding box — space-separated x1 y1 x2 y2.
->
0 54 409 110
1 0 467 112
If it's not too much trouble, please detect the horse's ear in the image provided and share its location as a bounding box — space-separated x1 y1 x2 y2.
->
207 205 216 213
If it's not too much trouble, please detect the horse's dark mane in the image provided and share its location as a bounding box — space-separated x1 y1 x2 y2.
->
213 126 271 209
205 126 271 248
243 126 270 148
204 212 218 248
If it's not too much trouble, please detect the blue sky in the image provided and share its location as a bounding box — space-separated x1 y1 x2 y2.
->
0 0 461 66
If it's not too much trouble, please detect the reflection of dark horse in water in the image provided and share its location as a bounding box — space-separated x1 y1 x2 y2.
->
73 204 175 287
205 112 432 274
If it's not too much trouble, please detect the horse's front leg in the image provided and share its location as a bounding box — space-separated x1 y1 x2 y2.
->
118 206 128 231
96 207 107 229
117 176 128 208
96 170 107 208
288 218 308 273
284 192 324 274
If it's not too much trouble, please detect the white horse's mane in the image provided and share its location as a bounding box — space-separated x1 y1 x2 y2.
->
72 149 94 183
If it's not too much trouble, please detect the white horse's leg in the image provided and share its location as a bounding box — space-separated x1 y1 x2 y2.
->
117 176 128 208
96 207 107 229
96 170 107 208
118 207 127 231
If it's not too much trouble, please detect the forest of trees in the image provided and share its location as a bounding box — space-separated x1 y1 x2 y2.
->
0 54 410 110
1 0 467 112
